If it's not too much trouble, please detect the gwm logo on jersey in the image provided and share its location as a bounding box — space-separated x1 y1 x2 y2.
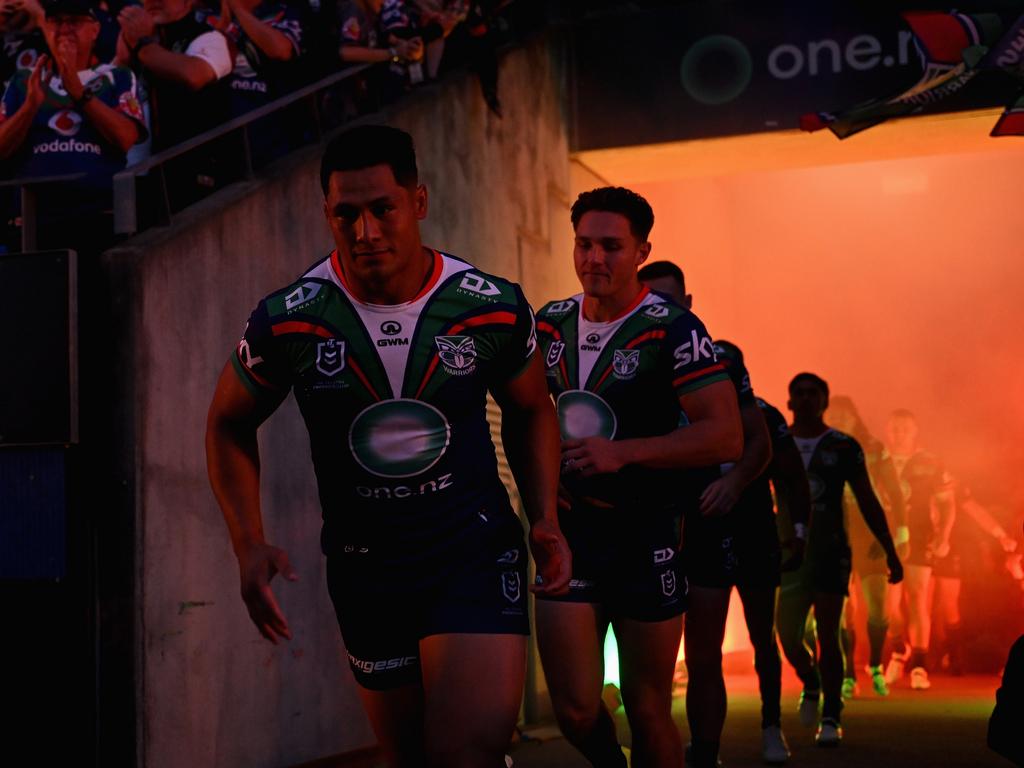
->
458 273 501 299
644 304 670 319
582 333 601 352
557 390 617 441
673 330 716 368
545 341 565 368
316 339 345 376
435 335 477 376
381 321 402 335
612 349 640 380
349 399 452 478
378 321 408 347
285 281 322 311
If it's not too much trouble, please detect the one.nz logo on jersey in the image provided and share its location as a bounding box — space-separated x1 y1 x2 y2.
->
435 335 477 376
612 349 640 380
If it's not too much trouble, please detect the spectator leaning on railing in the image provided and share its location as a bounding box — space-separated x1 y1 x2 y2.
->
0 0 144 249
336 0 422 103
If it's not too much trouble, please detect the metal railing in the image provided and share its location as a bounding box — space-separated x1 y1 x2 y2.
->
112 63 373 236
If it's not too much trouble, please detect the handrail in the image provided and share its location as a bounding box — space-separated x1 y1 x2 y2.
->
112 63 374 235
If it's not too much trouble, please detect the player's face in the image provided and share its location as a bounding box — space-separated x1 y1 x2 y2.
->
828 403 856 434
788 381 827 421
886 415 918 453
573 211 650 301
324 164 427 287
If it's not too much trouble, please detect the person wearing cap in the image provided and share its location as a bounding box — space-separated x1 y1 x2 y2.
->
0 0 145 249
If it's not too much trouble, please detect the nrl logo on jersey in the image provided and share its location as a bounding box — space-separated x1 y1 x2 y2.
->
285 281 323 311
544 300 575 315
660 569 677 597
644 304 670 319
435 335 477 376
546 341 565 369
501 571 522 603
316 338 345 376
458 273 501 299
613 349 640 379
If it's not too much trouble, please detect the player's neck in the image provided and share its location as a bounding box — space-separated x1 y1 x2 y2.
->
346 246 433 305
582 282 647 323
792 418 828 438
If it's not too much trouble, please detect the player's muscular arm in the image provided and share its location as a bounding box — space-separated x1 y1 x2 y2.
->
849 466 903 584
875 453 908 556
206 358 296 643
770 436 811 532
491 355 571 596
700 403 772 516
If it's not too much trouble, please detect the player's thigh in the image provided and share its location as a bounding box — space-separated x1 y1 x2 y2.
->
737 583 778 649
614 613 684 710
812 592 846 643
934 576 962 620
683 585 731 659
904 564 932 604
535 599 609 713
419 633 526 755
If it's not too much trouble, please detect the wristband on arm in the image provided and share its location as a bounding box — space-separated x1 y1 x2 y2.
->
894 526 910 546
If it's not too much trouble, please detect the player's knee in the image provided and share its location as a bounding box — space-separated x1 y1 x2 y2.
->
552 699 602 738
621 689 672 729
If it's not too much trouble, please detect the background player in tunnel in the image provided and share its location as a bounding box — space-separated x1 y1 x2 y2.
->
535 188 742 768
206 125 571 768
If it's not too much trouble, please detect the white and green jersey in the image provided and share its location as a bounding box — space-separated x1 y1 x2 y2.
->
234 249 537 558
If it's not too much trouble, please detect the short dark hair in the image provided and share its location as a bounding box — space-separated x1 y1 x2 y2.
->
712 339 744 366
320 125 418 195
789 372 829 398
637 260 685 292
890 408 916 422
571 186 654 241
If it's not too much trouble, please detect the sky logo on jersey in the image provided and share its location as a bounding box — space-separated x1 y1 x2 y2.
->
557 390 617 440
673 330 716 368
612 349 640 380
502 571 522 603
349 399 451 478
545 300 574 315
435 335 477 376
285 281 322 311
48 109 82 137
546 341 565 368
316 339 345 376
458 273 501 298
644 304 670 319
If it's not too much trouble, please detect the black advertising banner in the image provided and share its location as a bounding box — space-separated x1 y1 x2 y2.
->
570 1 1024 149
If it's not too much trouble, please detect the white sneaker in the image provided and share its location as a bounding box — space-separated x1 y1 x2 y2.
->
762 725 790 764
841 676 859 699
815 718 843 747
868 665 890 696
910 666 931 690
885 647 909 683
798 689 820 728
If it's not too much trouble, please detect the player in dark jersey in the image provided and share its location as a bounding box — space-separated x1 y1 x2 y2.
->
535 189 743 768
827 396 907 698
776 373 902 748
882 408 954 691
637 261 795 766
206 125 571 768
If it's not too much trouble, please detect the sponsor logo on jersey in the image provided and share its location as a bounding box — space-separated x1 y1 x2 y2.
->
47 109 82 137
557 390 617 440
497 549 520 564
545 300 574 315
673 329 717 368
644 304 670 319
316 338 345 376
435 335 477 375
821 450 839 466
237 336 263 369
356 472 454 500
381 320 402 335
581 332 602 352
502 571 522 603
16 48 38 71
349 399 451 478
348 652 417 675
660 569 677 597
377 337 409 347
653 547 674 564
285 281 322 311
612 349 640 379
545 341 565 368
458 273 501 298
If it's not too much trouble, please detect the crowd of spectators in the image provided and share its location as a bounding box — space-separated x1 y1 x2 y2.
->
0 0 525 253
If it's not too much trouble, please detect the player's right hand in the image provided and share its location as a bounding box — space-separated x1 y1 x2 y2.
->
529 518 571 596
886 550 904 585
237 542 298 644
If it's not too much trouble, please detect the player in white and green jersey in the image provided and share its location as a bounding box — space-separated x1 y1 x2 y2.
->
534 187 743 768
207 125 571 768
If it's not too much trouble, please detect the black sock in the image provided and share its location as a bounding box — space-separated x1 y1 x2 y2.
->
841 626 856 678
910 648 928 671
689 739 720 767
867 621 889 667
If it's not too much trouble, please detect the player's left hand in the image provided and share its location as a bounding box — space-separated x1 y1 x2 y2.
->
887 550 904 585
699 475 741 517
932 539 951 559
528 518 571 596
561 437 623 477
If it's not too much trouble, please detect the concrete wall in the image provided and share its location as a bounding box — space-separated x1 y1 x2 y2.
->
103 37 578 768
